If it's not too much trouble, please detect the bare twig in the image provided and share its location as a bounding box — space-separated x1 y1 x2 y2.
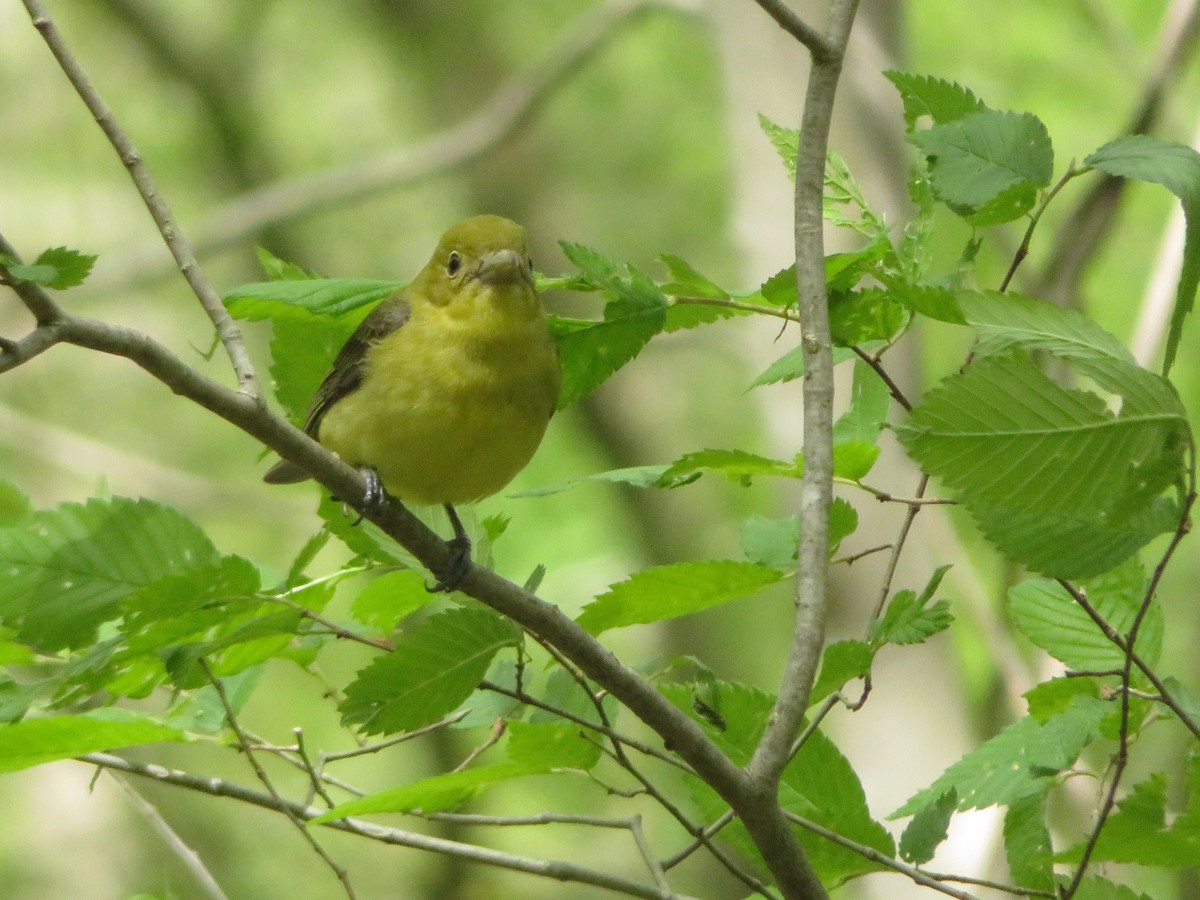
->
19 0 260 396
750 0 834 59
105 773 231 900
784 812 981 900
80 753 692 900
200 660 357 900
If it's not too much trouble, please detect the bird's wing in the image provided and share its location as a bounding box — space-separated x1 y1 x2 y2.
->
302 296 412 437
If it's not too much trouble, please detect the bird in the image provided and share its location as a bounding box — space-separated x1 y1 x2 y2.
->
264 214 561 590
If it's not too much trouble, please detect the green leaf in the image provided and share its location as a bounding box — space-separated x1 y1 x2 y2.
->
348 569 435 633
884 71 986 128
552 289 666 409
0 712 187 773
317 494 420 568
1086 135 1200 375
662 680 894 885
1057 767 1200 867
829 288 908 346
908 110 1053 214
809 640 875 706
748 343 857 389
1004 792 1055 891
892 693 1107 817
740 514 798 568
255 246 314 281
758 114 798 178
658 253 730 300
310 763 540 823
0 497 219 650
2 246 97 289
508 463 676 498
870 566 953 646
577 561 786 634
897 353 1188 578
1024 677 1103 722
899 789 956 864
661 448 802 484
506 720 600 771
340 607 520 735
828 497 859 556
832 441 880 481
269 314 364 423
833 360 892 446
223 278 403 321
1008 559 1163 671
1066 877 1153 900
0 482 31 527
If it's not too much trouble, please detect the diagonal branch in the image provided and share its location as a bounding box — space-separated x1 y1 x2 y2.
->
751 0 835 60
19 0 260 397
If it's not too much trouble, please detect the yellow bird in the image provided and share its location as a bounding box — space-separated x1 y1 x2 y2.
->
264 215 561 589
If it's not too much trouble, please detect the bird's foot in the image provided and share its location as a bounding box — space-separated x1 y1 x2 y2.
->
428 504 472 593
341 468 386 525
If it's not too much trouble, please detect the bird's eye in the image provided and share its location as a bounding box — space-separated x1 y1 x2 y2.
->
447 251 462 276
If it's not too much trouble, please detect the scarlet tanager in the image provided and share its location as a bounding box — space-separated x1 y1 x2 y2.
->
264 215 561 589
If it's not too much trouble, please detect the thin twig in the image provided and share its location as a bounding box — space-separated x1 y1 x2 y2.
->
453 718 507 772
200 660 358 900
321 711 471 763
750 0 834 59
867 474 931 624
998 163 1084 293
784 812 980 900
80 753 692 900
670 294 802 323
105 772 231 900
20 0 260 396
851 345 912 411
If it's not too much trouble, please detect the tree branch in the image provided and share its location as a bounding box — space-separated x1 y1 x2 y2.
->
79 753 693 900
750 0 835 60
20 0 260 397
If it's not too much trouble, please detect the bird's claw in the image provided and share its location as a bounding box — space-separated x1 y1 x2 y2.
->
343 468 386 525
428 532 472 593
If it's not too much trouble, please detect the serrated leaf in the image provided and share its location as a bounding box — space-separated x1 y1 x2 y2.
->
884 71 986 128
1024 677 1103 722
3 246 97 289
310 763 539 823
269 313 364 423
758 114 798 178
340 607 520 735
1057 768 1200 867
828 497 859 556
908 110 1053 212
1004 792 1054 890
577 561 786 634
1086 135 1200 375
892 694 1107 817
661 448 803 484
317 494 420 568
809 640 875 706
897 353 1188 578
0 712 187 773
659 253 730 300
552 300 665 409
1008 559 1163 671
506 720 600 770
348 569 435 633
0 497 219 650
871 567 953 646
899 788 956 864
662 680 893 885
223 278 403 321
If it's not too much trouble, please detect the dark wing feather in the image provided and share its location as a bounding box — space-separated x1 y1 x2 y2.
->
301 297 411 437
262 297 410 484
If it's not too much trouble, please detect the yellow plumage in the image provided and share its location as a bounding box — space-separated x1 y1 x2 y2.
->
265 215 560 510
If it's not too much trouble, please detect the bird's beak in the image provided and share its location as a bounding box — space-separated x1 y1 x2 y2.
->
476 248 531 287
